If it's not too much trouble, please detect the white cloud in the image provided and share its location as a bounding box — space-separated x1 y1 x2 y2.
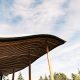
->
0 0 80 40
0 24 11 31
57 42 80 55
8 0 65 35
57 0 80 40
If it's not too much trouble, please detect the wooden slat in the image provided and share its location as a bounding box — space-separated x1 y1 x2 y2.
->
0 34 65 75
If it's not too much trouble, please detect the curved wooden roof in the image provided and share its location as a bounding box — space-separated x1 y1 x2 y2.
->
0 34 65 75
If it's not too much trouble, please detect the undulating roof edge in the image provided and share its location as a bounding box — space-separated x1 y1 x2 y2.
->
0 34 66 43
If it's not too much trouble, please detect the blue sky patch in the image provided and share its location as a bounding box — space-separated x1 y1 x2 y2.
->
70 31 80 41
10 15 22 25
0 0 14 8
0 0 14 23
0 12 5 23
61 0 71 12
30 0 43 8
53 15 67 32
35 0 43 4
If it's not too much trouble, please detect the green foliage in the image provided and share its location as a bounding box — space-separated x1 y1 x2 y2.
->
38 76 43 80
38 73 68 80
44 75 48 80
54 73 67 80
72 73 80 80
17 72 24 80
38 75 48 80
38 70 80 80
16 70 80 80
78 70 80 76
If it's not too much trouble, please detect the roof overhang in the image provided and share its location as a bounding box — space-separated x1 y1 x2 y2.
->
0 34 65 75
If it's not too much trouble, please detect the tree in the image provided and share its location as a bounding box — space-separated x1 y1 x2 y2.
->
17 72 24 80
38 76 43 80
72 73 80 80
78 70 80 76
44 75 48 80
54 73 67 80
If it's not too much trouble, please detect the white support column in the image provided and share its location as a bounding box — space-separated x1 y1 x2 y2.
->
46 46 54 80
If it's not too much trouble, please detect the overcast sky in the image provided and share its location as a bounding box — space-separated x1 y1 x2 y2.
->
0 0 80 80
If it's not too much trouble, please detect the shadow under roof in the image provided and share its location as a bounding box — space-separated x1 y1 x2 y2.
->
0 34 65 75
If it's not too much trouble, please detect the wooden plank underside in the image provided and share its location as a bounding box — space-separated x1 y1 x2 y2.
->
0 34 65 75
